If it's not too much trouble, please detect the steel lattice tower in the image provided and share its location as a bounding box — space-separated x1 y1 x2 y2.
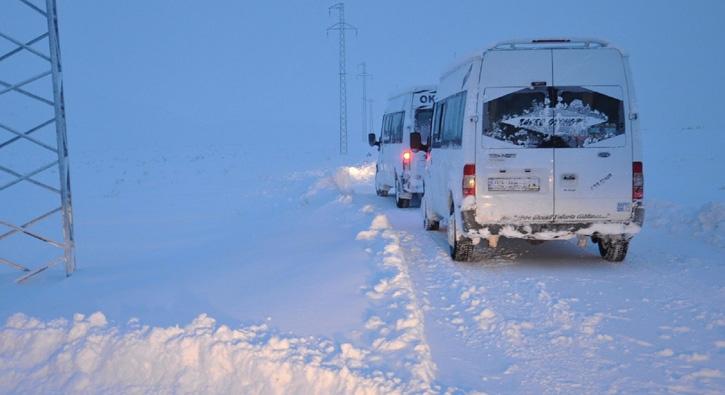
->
357 62 372 142
0 0 76 282
327 3 356 154
368 99 374 136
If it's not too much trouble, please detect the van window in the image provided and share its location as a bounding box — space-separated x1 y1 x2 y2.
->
382 111 404 144
431 92 466 148
483 87 625 148
431 101 445 148
441 92 466 147
556 87 625 148
390 111 405 144
381 113 392 144
483 87 552 148
414 109 433 142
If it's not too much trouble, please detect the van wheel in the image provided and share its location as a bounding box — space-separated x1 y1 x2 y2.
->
598 238 629 262
448 204 473 261
395 177 410 208
422 195 439 231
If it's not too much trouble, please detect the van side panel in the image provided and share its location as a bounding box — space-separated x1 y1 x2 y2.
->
622 56 643 163
378 94 410 190
427 61 479 218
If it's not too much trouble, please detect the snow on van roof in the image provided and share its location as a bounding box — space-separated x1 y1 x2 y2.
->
441 37 626 78
387 85 436 100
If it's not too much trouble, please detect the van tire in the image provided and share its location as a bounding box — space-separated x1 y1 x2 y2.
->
448 204 473 261
395 176 410 208
422 195 439 230
598 238 629 262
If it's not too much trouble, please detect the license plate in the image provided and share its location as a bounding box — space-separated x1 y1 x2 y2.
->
487 177 541 192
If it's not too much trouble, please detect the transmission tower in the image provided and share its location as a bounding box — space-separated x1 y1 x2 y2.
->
0 0 76 283
357 62 372 142
327 2 356 155
368 99 375 136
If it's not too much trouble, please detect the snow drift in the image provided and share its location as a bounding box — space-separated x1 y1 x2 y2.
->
0 313 400 395
648 200 725 248
304 163 375 199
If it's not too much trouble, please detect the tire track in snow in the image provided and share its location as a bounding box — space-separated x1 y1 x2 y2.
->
313 164 440 393
378 208 642 393
322 164 724 393
355 208 439 393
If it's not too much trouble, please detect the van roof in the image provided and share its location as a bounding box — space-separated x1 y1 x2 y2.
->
491 38 609 50
387 85 436 100
443 37 625 77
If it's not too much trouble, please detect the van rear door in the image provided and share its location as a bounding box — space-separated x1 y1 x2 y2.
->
552 49 632 222
477 50 554 224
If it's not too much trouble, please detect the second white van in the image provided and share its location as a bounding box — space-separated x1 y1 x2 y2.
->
369 86 436 208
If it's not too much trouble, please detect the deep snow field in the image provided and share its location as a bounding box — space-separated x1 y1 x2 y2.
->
0 124 723 394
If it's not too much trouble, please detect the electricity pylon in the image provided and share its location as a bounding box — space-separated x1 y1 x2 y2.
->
368 98 375 136
0 0 76 283
357 62 372 142
327 2 356 155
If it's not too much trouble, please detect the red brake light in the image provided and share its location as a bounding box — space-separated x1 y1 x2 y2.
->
463 164 475 176
633 161 643 200
462 164 475 196
402 150 412 170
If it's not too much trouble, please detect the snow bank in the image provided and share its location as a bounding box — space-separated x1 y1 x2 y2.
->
356 214 437 392
648 200 725 248
0 313 401 395
303 163 375 200
333 164 376 195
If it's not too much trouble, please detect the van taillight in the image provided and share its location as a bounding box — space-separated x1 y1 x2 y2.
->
632 161 643 200
402 150 412 169
462 164 476 197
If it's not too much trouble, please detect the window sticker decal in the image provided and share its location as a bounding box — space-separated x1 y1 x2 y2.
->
483 87 625 148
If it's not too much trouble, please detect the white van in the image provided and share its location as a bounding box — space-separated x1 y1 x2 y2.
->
420 39 644 262
369 86 436 208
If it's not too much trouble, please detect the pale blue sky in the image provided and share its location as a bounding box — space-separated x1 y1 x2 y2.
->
6 0 725 156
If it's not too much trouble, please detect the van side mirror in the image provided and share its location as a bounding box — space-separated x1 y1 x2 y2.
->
368 133 379 147
409 132 422 151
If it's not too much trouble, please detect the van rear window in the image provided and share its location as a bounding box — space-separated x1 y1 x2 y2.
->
483 87 625 148
381 111 405 144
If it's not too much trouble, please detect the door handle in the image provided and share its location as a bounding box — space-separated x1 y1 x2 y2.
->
598 152 611 158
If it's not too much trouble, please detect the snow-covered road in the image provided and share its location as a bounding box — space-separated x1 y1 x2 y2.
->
363 190 724 393
1 136 723 393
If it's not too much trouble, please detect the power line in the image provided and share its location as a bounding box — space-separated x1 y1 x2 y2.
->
327 2 356 155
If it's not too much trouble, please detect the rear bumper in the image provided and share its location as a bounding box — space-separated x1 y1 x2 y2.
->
461 205 644 240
